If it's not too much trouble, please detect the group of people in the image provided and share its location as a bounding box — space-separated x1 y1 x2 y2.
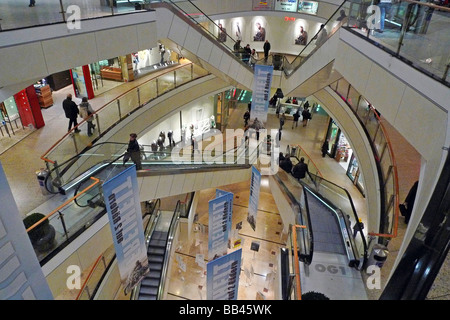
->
62 94 96 136
279 153 312 181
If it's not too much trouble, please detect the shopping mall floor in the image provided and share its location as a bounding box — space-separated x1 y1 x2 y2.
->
2 63 449 300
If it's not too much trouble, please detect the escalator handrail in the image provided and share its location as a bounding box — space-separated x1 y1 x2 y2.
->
157 200 182 299
308 171 368 261
151 1 253 72
282 1 348 77
272 172 313 265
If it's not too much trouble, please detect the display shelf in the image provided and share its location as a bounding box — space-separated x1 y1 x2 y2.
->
35 84 53 108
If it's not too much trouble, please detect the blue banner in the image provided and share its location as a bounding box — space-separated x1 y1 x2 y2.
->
0 163 53 300
250 64 273 123
102 165 149 295
207 248 242 300
247 166 261 231
216 189 233 239
208 192 232 260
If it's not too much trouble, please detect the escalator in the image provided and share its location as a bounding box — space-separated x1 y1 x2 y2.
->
131 201 184 300
272 160 368 299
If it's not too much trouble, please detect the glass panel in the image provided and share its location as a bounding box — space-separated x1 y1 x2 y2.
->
347 86 360 112
118 90 139 117
139 79 158 105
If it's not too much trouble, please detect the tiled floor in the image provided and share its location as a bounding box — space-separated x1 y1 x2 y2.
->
2 56 443 299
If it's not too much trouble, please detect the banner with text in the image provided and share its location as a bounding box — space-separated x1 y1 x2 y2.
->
207 248 242 300
103 165 149 295
208 192 233 260
247 166 262 231
216 189 233 241
0 163 53 300
250 64 274 123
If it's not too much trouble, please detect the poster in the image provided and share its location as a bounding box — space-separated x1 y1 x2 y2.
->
208 192 233 260
252 0 274 11
250 65 273 123
297 1 319 15
102 165 149 295
207 249 242 300
247 166 262 231
216 189 233 239
275 0 298 12
0 163 53 300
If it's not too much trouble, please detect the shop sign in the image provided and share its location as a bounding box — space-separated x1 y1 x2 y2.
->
275 0 298 12
252 0 274 11
297 1 319 15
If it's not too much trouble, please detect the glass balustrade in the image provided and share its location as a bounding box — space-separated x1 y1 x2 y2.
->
42 63 210 175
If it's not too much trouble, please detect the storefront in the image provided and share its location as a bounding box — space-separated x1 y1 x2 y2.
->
346 153 365 196
324 117 365 196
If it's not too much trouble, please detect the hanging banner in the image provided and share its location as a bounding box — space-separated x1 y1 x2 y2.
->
216 189 233 240
252 0 274 11
247 166 262 231
250 64 273 123
208 192 232 260
275 0 298 12
207 248 242 300
0 163 53 300
102 165 149 295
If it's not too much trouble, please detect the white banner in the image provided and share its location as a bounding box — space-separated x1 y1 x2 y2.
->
208 192 233 260
207 249 242 300
250 65 274 123
103 165 149 295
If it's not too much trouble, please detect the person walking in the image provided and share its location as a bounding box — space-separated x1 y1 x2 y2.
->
292 110 300 129
291 157 310 181
263 40 271 63
243 110 250 127
302 107 311 127
400 180 418 224
29 0 36 7
79 97 96 136
279 113 286 130
321 139 329 157
377 0 393 33
314 24 328 47
250 48 259 68
127 133 142 170
63 93 81 133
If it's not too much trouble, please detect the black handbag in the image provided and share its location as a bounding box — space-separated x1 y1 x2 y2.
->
399 203 407 216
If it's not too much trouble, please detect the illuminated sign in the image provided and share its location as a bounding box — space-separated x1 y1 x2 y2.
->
298 1 319 15
275 0 298 12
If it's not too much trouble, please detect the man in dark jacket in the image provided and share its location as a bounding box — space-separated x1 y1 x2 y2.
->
292 157 310 180
63 93 80 133
279 157 293 174
127 133 142 170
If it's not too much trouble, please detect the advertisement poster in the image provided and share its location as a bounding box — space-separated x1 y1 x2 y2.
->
250 64 273 123
102 165 149 295
252 0 274 11
207 249 242 300
297 1 319 15
0 163 53 300
275 0 298 12
247 166 262 231
216 189 233 239
208 192 233 260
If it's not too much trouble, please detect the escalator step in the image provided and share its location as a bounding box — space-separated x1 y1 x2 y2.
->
148 255 164 263
148 262 163 271
147 270 161 279
141 277 160 287
152 231 168 240
139 285 159 296
138 294 157 300
149 239 167 248
148 247 165 255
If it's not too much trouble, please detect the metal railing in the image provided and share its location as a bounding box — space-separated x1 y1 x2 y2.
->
330 78 400 242
40 62 210 184
280 0 450 85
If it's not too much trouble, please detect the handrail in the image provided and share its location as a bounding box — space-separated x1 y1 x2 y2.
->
75 253 104 300
403 0 450 12
26 176 100 233
287 143 323 178
292 224 306 300
40 62 195 164
367 111 400 239
157 200 182 299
